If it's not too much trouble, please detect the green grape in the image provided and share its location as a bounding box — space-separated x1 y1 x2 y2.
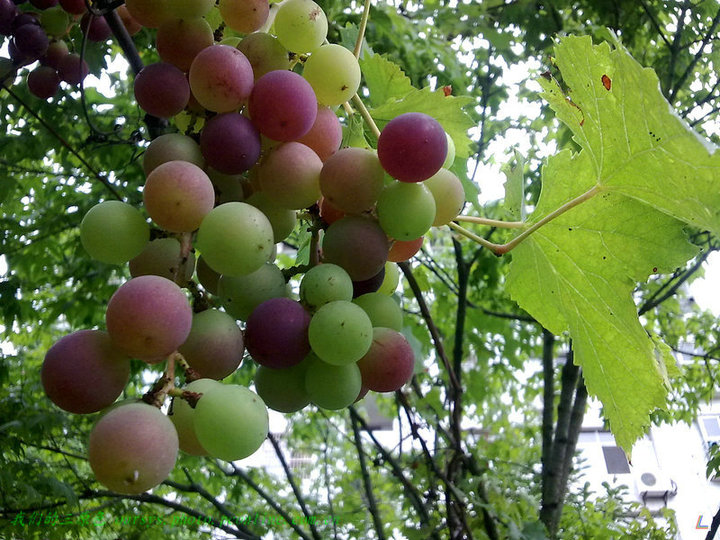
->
377 262 400 295
273 0 327 54
41 6 70 38
303 44 361 106
80 201 149 265
196 202 274 277
254 360 311 413
305 355 362 410
217 262 287 321
193 384 269 461
376 182 436 241
443 132 456 168
174 0 215 18
300 263 353 311
423 168 466 226
308 300 373 365
354 292 403 331
169 378 222 456
247 192 297 243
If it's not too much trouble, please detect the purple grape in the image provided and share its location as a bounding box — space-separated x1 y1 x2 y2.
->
80 12 111 42
200 113 261 174
134 62 190 118
57 52 88 85
27 64 60 99
245 298 311 369
0 0 18 36
13 23 49 61
377 112 447 183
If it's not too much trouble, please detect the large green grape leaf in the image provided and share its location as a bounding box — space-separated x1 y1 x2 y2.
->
506 35 720 452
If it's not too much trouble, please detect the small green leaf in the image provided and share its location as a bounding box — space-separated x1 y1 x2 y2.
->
502 149 526 221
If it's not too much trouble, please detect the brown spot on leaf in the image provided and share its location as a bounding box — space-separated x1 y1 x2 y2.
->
442 85 452 96
601 74 611 91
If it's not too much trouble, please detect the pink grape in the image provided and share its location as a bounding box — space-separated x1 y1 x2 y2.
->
134 62 190 118
105 275 192 362
357 327 415 392
296 105 342 161
245 298 311 369
142 133 205 176
189 44 254 113
200 113 261 174
88 402 178 494
124 0 169 28
377 112 447 182
388 237 423 262
178 309 244 380
41 39 68 69
41 330 130 414
248 70 317 142
59 0 85 15
143 160 215 233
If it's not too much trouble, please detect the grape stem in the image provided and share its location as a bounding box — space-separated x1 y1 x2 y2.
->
450 184 602 255
351 94 381 139
142 351 179 407
454 215 525 228
354 0 373 58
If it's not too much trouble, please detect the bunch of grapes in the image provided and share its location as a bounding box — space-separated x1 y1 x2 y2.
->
40 0 467 496
0 0 141 98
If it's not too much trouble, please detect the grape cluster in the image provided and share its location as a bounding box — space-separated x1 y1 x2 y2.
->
0 0 141 98
40 0 467 496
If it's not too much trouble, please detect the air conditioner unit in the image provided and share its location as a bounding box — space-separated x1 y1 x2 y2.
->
635 470 677 503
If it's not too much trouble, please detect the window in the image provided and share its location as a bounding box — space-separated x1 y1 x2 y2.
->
602 445 630 474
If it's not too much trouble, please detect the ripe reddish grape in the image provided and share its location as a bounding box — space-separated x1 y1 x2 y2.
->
27 65 60 99
296 105 342 161
377 112 447 182
143 160 215 233
248 70 317 142
80 12 111 42
245 298 311 369
58 0 85 15
57 53 88 85
105 275 193 362
116 5 142 35
41 39 68 69
388 237 423 262
156 17 213 72
321 216 389 281
41 330 130 414
178 309 244 380
200 113 261 174
319 147 385 214
134 62 190 118
258 142 322 209
189 44 254 113
357 328 415 392
88 402 178 494
319 197 345 225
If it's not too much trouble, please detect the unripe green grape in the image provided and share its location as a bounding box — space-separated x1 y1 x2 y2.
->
237 32 290 80
303 44 361 106
305 355 362 410
217 262 287 321
196 202 274 277
169 378 222 455
377 262 400 295
354 292 403 331
80 201 149 264
273 0 327 53
443 132 456 168
174 0 215 18
300 263 353 311
193 384 269 461
41 6 70 37
254 358 311 413
308 300 373 365
377 182 436 241
423 168 465 226
247 192 297 242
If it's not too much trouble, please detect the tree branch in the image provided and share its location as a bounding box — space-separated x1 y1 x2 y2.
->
350 412 387 540
540 328 556 513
